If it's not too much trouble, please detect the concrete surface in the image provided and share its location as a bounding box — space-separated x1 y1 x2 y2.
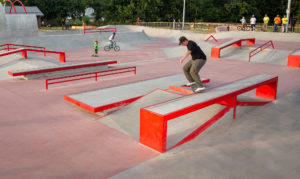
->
66 75 187 108
99 89 183 140
1 24 300 179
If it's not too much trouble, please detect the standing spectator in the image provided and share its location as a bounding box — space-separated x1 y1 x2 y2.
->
136 17 140 25
61 19 65 30
273 15 281 32
178 19 181 29
291 16 297 32
240 16 246 30
282 15 288 33
173 19 176 30
250 15 256 31
65 19 69 30
263 14 269 31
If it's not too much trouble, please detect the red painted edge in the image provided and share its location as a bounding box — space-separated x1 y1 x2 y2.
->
64 95 95 113
168 106 230 151
8 61 117 76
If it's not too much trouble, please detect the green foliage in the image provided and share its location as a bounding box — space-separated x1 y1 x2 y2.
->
16 0 298 25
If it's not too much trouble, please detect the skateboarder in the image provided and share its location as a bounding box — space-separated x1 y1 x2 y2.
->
179 36 206 93
92 40 99 57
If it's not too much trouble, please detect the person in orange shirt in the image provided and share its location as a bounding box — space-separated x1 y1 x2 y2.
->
273 15 281 32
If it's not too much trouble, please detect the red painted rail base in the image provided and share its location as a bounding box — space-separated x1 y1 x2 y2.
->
140 75 278 153
169 78 210 94
211 38 255 58
287 52 300 68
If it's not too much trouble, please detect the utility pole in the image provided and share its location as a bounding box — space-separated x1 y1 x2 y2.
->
286 0 292 32
182 0 185 31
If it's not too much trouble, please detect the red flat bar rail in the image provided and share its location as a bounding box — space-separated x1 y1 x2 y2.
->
84 26 117 34
249 41 274 62
205 35 218 42
45 66 136 90
24 49 66 62
0 44 46 55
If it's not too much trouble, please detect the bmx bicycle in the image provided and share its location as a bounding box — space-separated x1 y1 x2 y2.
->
237 25 251 31
104 41 120 52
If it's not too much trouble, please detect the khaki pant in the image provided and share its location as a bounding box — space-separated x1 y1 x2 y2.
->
183 58 206 88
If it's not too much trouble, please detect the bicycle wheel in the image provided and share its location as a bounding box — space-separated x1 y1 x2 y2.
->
104 46 111 51
114 46 120 52
237 26 242 31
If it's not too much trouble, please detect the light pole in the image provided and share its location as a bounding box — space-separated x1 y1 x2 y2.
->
286 0 291 32
182 0 185 31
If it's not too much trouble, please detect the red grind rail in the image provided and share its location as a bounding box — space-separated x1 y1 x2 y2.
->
0 44 66 63
45 66 136 90
205 35 218 42
9 0 27 14
84 26 117 34
0 44 46 54
249 41 274 62
2 0 17 14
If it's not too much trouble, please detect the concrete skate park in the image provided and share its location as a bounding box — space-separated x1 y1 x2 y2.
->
1 4 300 178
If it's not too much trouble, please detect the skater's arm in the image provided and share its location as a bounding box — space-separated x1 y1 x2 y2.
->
180 50 191 64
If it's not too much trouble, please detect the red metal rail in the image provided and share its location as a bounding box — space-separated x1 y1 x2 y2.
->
0 44 65 63
45 66 136 90
9 0 27 14
0 44 46 53
205 35 218 42
2 0 17 14
249 41 274 62
84 26 117 34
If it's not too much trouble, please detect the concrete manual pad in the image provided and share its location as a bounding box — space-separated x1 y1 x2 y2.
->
146 74 274 115
66 74 188 109
292 50 300 55
99 89 183 140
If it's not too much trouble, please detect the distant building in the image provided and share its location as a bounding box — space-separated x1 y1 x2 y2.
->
4 6 44 28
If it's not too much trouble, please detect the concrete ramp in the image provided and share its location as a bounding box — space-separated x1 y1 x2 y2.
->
99 89 183 140
0 4 38 38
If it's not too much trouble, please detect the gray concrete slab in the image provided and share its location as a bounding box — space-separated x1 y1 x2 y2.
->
110 88 300 179
215 38 239 48
99 89 183 140
67 75 188 108
292 50 300 55
145 74 274 115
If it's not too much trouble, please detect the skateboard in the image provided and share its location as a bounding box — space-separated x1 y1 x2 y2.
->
190 84 198 93
191 84 206 94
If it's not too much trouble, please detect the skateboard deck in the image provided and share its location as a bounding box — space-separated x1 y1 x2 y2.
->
191 84 197 93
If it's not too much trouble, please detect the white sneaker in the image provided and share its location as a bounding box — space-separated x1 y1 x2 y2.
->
186 82 196 87
195 87 206 93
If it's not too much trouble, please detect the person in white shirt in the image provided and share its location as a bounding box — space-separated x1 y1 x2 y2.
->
240 16 246 30
108 32 116 47
250 15 256 31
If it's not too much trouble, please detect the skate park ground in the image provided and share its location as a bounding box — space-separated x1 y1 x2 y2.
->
1 25 300 179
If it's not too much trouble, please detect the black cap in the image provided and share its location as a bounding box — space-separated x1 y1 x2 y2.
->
179 36 188 45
